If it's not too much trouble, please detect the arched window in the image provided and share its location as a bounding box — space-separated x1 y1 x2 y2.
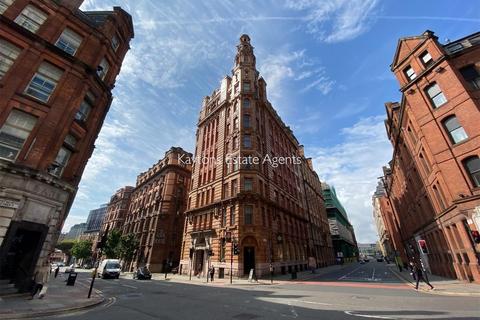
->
425 83 447 108
463 156 480 187
442 115 468 144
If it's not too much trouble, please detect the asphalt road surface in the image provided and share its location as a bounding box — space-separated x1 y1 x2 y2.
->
47 261 479 320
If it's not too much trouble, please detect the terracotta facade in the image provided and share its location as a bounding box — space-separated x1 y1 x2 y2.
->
179 35 334 279
381 31 480 283
122 147 192 272
0 0 133 289
102 186 134 233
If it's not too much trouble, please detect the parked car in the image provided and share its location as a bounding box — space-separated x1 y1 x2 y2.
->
133 266 152 280
359 260 365 264
64 264 75 273
57 262 65 267
83 263 93 269
98 259 121 279
363 257 370 262
376 257 384 262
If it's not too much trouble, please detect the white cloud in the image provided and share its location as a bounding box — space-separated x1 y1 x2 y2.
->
259 50 335 102
285 0 380 43
309 115 392 243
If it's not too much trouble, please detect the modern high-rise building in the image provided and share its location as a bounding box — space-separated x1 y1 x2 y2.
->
102 186 134 233
122 147 192 272
0 0 133 290
381 30 480 283
322 183 358 262
179 35 333 279
64 222 86 240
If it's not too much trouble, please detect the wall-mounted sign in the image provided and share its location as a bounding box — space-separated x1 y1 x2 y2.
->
0 198 19 209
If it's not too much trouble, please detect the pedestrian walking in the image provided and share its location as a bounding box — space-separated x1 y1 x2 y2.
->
28 261 50 300
413 262 434 290
409 261 416 281
54 265 60 278
209 266 215 282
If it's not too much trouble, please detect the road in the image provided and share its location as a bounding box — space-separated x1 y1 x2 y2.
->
47 261 479 320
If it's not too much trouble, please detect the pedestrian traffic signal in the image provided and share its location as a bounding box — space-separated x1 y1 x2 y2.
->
233 243 240 255
418 239 428 254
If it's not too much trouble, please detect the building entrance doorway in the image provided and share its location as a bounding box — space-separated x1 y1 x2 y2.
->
194 250 204 275
243 246 255 275
0 221 47 290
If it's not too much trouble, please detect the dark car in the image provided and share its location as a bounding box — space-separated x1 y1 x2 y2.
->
377 257 384 262
133 266 152 280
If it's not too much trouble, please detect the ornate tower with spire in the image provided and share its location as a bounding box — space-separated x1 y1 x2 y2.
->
180 35 334 279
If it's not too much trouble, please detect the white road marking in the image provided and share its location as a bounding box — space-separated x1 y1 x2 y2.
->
288 301 298 318
338 265 365 280
121 284 137 289
371 268 376 281
344 311 395 319
289 299 332 306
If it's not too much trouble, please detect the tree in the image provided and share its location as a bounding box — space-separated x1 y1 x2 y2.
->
56 240 75 256
119 233 139 261
103 229 122 258
71 240 92 260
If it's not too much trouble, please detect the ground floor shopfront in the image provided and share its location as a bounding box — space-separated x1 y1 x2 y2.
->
404 199 480 284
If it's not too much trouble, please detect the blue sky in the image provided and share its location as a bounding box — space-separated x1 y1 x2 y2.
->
64 0 480 243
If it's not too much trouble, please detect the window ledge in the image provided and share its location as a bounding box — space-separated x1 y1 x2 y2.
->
451 138 470 147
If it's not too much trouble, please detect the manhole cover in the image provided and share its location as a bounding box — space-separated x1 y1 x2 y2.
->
233 313 260 320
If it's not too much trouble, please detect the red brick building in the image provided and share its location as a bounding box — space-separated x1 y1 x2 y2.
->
102 186 134 233
382 31 480 283
179 35 333 279
122 147 192 272
0 0 133 290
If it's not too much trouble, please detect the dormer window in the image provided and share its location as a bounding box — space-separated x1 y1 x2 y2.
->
404 65 416 81
420 51 433 67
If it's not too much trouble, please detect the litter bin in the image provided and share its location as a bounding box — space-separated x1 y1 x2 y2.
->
66 272 78 286
291 270 297 280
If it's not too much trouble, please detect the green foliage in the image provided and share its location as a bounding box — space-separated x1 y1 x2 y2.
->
103 229 122 258
119 233 139 261
56 240 75 256
71 240 92 260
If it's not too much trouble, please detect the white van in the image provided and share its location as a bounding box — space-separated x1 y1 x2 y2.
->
98 259 121 279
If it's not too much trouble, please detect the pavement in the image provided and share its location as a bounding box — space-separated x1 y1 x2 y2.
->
0 270 104 320
388 264 480 297
119 263 350 285
1 262 479 319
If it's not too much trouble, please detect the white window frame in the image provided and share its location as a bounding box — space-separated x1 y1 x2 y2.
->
0 0 14 14
75 92 94 122
111 35 120 52
14 5 48 34
0 39 21 79
404 65 416 81
97 58 109 80
50 134 77 177
443 116 468 144
0 109 37 161
420 51 433 66
55 28 82 55
426 83 447 108
25 62 63 102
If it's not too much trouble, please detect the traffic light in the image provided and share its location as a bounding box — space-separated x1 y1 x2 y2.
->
471 230 480 243
208 249 214 256
189 248 194 259
233 243 240 255
418 239 428 254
